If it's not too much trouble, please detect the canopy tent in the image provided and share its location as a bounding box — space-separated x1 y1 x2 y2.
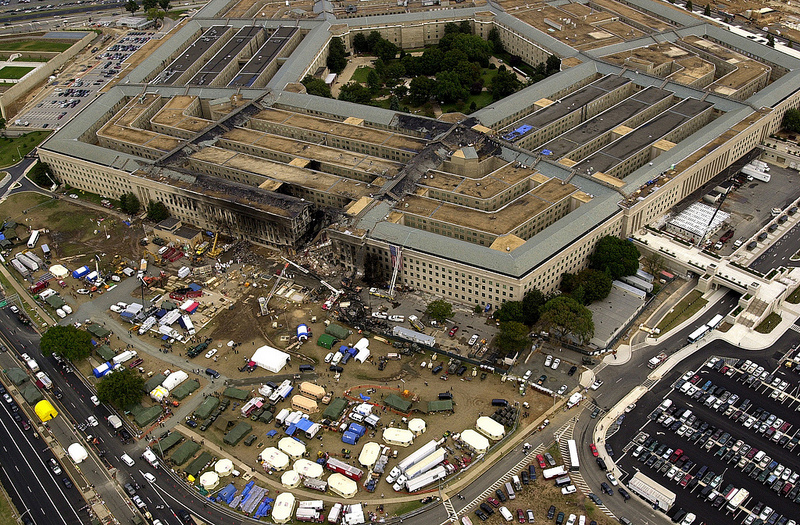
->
21 384 44 405
358 442 380 467
460 429 490 454
134 405 162 427
328 473 358 499
382 428 414 447
427 399 453 413
280 470 301 488
408 418 426 436
222 387 249 400
86 324 111 338
293 458 323 479
96 344 116 361
215 458 234 476
150 386 169 402
199 471 219 490
271 492 296 524
186 452 213 478
158 432 184 453
476 416 505 440
323 398 347 420
34 400 58 422
354 348 370 363
250 345 290 373
224 422 253 446
162 370 189 391
49 265 69 279
259 447 290 471
144 373 168 393
171 441 201 465
171 379 200 400
5 368 28 385
67 443 88 463
278 437 306 459
325 323 349 340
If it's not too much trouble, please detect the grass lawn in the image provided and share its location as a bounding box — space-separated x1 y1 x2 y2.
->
755 312 782 334
787 285 800 303
0 66 34 80
0 483 19 525
0 40 71 53
440 91 494 114
656 289 707 334
0 131 51 168
351 65 373 84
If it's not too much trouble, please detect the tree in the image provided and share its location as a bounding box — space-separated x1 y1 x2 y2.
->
157 0 170 10
366 31 383 52
119 192 141 214
496 321 530 354
493 300 525 324
125 0 139 14
97 368 145 409
643 252 666 276
409 76 435 106
522 288 546 326
577 269 612 304
353 33 369 54
588 235 640 280
767 34 775 48
703 3 711 16
40 325 93 362
338 82 371 104
685 0 692 11
546 54 561 75
490 66 521 100
435 70 468 104
0 116 5 137
301 75 332 98
146 200 169 222
142 0 157 9
28 161 53 188
487 27 504 54
784 108 800 133
146 7 165 25
425 299 453 323
366 69 382 93
374 39 398 63
459 20 472 34
326 37 347 74
539 296 594 344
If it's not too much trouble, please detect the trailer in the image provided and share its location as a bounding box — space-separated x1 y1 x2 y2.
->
741 164 770 182
27 230 40 249
627 471 675 512
179 315 195 334
327 503 342 524
112 350 138 365
25 251 43 267
392 326 435 347
404 465 448 492
303 478 328 492
386 440 437 483
11 259 29 277
325 457 363 481
542 466 569 480
402 448 446 480
567 440 579 471
15 253 39 272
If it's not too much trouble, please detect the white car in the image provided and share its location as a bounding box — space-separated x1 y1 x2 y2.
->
90 395 100 406
205 348 217 359
110 305 122 313
62 305 72 315
468 334 479 346
55 308 66 319
557 384 568 395
606 473 618 486
69 194 78 199
143 472 156 483
87 416 98 427
565 513 576 525
551 358 561 370
324 352 334 363
544 355 553 367
680 513 696 525
522 370 532 381
591 380 603 390
117 302 128 309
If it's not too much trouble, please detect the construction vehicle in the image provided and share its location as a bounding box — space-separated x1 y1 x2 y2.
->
208 232 222 258
195 241 209 256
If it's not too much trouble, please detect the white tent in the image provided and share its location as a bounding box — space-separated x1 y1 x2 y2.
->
199 471 219 490
281 470 301 488
382 428 414 447
250 345 290 373
408 418 426 436
215 458 234 476
293 458 324 479
161 370 189 391
328 473 358 499
67 443 88 464
49 265 69 279
476 416 505 440
272 492 296 524
460 429 490 453
149 386 169 402
353 337 369 352
358 442 381 467
259 447 290 471
354 348 370 363
278 437 306 459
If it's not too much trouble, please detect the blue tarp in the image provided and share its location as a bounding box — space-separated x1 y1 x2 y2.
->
338 345 349 354
189 283 202 291
162 335 169 340
240 480 255 500
123 220 131 226
296 418 314 431
0 233 4 240
155 308 167 318
342 431 359 445
285 424 297 436
348 423 366 437
346 346 358 356
215 484 237 504
266 430 278 437
359 394 370 401
254 497 273 519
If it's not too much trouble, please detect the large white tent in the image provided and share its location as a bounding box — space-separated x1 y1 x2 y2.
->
460 429 490 453
215 458 234 476
358 442 380 467
161 370 189 391
408 418 426 436
272 492 296 524
49 265 69 279
199 471 219 490
382 428 414 447
67 443 88 463
281 470 301 488
278 437 306 459
328 473 358 499
476 416 505 440
259 447 290 471
250 345 290 373
293 458 324 479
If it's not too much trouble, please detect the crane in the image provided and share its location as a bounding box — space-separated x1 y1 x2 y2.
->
262 262 290 315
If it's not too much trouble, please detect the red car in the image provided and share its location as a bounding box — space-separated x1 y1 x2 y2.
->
487 498 500 508
537 454 546 469
448 326 459 337
589 443 599 457
517 509 525 523
680 474 692 488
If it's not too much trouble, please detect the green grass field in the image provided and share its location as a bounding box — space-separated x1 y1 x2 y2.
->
0 131 52 168
0 66 34 80
351 65 373 84
0 40 71 53
656 289 707 334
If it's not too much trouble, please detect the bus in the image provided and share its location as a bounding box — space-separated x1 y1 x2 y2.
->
687 325 709 343
567 439 580 471
706 314 724 331
27 230 40 249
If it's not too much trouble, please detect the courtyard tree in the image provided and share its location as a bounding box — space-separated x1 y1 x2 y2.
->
490 66 521 100
119 192 141 214
784 108 800 133
158 0 170 11
28 161 54 188
338 82 371 104
589 235 640 280
146 200 170 222
142 0 157 9
767 34 775 48
493 300 525 324
409 76 435 106
425 299 453 324
97 368 145 409
643 251 666 276
487 27 504 54
496 320 530 354
522 288 546 326
539 296 594 344
561 269 612 305
40 325 93 362
353 33 369 54
704 3 711 16
546 54 561 75
301 75 332 98
326 37 347 74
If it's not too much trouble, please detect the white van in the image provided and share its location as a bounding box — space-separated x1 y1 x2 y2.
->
658 399 673 411
504 481 516 500
121 453 135 467
499 507 514 522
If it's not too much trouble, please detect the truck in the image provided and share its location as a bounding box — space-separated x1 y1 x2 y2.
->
726 488 748 512
142 448 160 468
408 315 425 332
393 448 447 490
404 465 448 492
327 503 342 524
108 414 123 430
542 466 569 480
138 258 148 276
647 352 668 369
27 230 40 249
303 477 328 492
26 358 40 373
112 350 137 365
35 371 52 389
386 440 438 483
296 508 322 522
30 280 50 294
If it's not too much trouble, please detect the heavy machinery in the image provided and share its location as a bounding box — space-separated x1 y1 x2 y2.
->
208 232 222 258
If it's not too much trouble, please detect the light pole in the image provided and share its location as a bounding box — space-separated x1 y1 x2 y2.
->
16 508 32 524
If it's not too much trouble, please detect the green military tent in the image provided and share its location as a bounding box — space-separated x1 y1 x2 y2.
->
325 323 349 340
157 431 184 454
185 451 212 477
145 374 168 393
4 368 28 385
87 324 111 338
21 384 44 404
193 397 220 420
427 399 453 412
171 380 200 400
224 422 253 446
258 410 274 424
171 441 201 465
96 345 116 361
384 394 412 413
323 398 348 420
317 334 336 349
133 405 162 427
222 387 248 400
45 295 66 309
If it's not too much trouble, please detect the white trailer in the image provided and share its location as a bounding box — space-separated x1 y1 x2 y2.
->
386 440 437 483
27 230 40 249
404 465 448 492
741 164 770 182
11 259 29 277
402 448 446 480
15 253 39 272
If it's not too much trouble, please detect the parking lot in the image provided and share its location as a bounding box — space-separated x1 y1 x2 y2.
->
608 347 800 525
17 31 153 129
513 349 585 397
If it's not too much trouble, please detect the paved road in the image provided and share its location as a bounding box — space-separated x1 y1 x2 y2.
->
749 222 800 273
